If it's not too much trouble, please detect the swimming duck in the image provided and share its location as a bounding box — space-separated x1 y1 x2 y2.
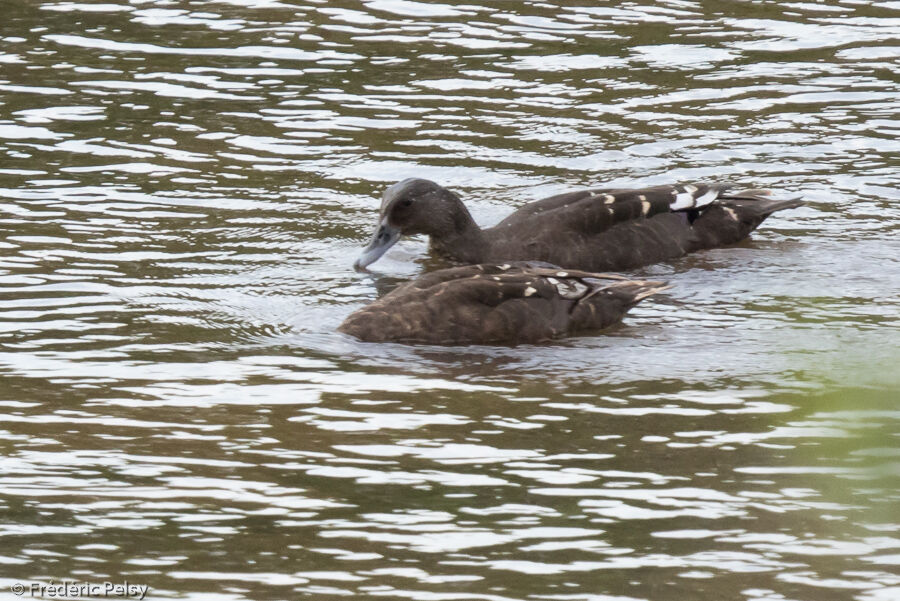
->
338 262 668 345
353 179 803 271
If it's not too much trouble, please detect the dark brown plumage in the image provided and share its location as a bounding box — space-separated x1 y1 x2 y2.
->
353 179 803 271
339 263 668 345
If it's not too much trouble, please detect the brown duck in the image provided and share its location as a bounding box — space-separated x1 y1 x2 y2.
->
339 262 668 345
353 179 803 271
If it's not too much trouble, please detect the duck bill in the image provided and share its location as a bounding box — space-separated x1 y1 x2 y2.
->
353 218 401 270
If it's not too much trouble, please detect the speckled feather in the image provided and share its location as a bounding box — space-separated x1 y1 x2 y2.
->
339 263 668 345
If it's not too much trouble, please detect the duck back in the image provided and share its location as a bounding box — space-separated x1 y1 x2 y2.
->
480 185 801 271
339 263 667 345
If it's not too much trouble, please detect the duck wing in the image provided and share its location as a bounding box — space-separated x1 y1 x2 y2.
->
494 183 728 232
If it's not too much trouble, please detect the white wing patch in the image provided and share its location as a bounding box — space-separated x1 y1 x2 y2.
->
670 185 721 211
641 200 651 216
671 192 697 210
554 279 589 299
695 189 720 207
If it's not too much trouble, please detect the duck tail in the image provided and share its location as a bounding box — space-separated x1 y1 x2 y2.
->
569 278 669 333
582 278 670 305
689 190 804 250
719 189 805 217
629 281 673 303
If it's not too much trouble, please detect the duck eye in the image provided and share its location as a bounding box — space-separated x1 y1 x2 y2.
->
399 198 413 208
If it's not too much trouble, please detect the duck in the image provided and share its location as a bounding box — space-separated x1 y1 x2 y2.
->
353 178 803 272
338 262 668 345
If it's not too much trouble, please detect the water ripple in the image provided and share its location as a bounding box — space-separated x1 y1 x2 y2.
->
0 1 897 599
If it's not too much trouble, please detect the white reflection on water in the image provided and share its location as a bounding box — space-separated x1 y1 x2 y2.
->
0 0 898 600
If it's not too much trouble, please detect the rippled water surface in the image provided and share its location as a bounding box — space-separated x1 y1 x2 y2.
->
1 1 899 599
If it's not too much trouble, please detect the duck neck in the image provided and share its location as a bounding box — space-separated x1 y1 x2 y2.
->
429 205 488 264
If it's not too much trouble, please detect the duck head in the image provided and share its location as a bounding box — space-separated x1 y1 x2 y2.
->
353 178 472 270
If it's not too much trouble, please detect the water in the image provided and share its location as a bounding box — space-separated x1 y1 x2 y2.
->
1 1 898 600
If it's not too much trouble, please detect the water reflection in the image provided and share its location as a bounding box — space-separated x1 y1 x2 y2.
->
0 1 898 600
